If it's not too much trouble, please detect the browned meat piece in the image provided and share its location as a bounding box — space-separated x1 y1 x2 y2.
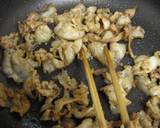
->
0 32 19 49
0 83 30 116
10 89 30 117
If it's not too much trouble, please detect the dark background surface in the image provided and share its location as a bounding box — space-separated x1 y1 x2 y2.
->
0 0 160 127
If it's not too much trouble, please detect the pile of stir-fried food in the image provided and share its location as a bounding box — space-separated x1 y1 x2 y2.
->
0 3 159 128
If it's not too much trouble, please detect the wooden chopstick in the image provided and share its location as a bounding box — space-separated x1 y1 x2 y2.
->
80 48 108 128
103 46 130 124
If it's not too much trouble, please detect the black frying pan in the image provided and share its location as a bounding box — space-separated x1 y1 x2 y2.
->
0 0 160 128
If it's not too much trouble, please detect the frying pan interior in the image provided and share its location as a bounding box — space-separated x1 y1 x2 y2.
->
0 0 160 128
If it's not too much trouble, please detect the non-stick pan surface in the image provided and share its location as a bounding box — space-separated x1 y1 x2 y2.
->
0 0 160 128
